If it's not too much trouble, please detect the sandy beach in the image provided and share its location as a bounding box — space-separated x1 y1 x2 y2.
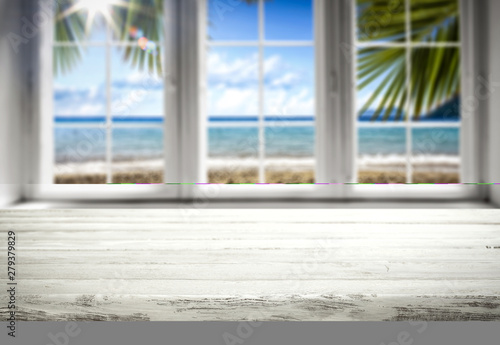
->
54 169 459 184
54 156 460 184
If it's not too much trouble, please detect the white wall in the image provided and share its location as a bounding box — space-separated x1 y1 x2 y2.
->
486 0 500 206
0 0 23 206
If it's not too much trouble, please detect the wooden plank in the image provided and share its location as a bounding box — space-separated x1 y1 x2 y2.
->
2 223 499 238
1 209 498 321
13 248 500 264
10 238 499 250
15 262 500 280
2 279 499 296
1 209 500 224
1 294 499 321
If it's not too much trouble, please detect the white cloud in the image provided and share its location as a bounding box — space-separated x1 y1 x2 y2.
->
112 89 164 116
263 55 281 75
209 87 258 115
208 51 258 86
207 51 313 115
122 72 162 88
265 88 314 115
76 104 105 116
270 72 300 88
55 102 105 116
54 84 106 116
208 51 305 89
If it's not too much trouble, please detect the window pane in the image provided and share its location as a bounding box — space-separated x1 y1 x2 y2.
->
111 2 164 43
54 127 106 184
265 0 313 41
265 126 314 158
54 8 106 42
208 47 258 116
266 167 315 184
207 0 258 41
263 46 315 183
357 0 406 42
412 127 460 183
111 48 164 118
264 47 315 116
54 47 106 122
358 128 407 183
357 48 406 122
265 125 315 183
54 2 163 43
411 0 459 42
207 46 259 183
208 127 259 184
411 48 460 122
112 128 164 183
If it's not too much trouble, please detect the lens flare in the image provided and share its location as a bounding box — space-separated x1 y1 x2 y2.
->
138 37 149 50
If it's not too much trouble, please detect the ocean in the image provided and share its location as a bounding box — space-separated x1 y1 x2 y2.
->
54 117 460 165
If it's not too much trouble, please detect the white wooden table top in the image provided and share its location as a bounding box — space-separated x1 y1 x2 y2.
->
0 209 499 321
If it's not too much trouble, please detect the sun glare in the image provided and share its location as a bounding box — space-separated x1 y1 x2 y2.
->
80 0 114 14
59 0 124 36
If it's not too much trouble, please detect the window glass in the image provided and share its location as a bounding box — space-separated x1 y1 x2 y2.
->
356 0 461 184
53 1 165 184
358 128 407 184
54 128 106 184
206 0 315 183
357 0 406 42
265 0 313 41
54 47 106 122
207 0 259 41
112 128 164 183
411 0 460 42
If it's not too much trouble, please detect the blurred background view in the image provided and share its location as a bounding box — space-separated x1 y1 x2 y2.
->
52 0 461 184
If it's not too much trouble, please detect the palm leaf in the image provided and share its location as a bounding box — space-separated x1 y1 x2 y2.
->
54 0 163 77
53 1 85 76
357 0 460 121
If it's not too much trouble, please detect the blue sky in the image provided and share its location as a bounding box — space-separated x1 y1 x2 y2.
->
54 0 315 119
53 0 460 122
206 0 315 116
208 0 313 41
54 46 164 117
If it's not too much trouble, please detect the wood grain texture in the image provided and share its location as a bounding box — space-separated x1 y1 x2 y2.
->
0 209 499 321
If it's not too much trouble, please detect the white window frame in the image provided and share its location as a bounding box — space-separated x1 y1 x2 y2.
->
188 0 340 200
28 0 485 202
342 0 484 200
29 0 180 200
191 0 484 201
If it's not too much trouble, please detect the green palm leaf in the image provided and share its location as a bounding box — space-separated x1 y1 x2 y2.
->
54 0 163 77
53 1 85 76
357 0 460 121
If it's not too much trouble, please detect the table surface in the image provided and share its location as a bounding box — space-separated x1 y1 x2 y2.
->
0 209 499 321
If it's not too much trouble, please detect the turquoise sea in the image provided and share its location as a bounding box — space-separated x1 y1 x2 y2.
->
54 116 460 163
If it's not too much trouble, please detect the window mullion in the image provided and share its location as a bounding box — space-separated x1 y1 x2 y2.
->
177 0 205 195
163 0 181 188
340 0 357 187
405 0 413 184
459 0 480 184
258 0 265 183
315 0 342 188
105 22 112 184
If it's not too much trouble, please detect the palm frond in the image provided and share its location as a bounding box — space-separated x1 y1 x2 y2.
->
53 1 85 76
357 0 460 121
54 0 163 77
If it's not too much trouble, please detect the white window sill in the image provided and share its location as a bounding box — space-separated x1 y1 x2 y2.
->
5 200 496 210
